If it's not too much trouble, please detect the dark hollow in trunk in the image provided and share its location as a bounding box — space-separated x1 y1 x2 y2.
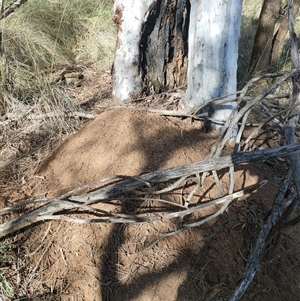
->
140 0 190 95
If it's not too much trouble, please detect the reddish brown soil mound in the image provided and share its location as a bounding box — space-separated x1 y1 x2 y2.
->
20 108 300 300
39 108 213 196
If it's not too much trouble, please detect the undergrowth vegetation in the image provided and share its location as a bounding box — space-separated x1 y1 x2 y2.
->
0 2 115 298
0 0 116 175
0 0 115 103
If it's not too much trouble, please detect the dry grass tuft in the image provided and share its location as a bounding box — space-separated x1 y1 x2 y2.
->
0 2 115 297
0 87 84 200
0 0 116 196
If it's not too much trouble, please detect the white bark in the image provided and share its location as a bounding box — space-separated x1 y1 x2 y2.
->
112 0 156 101
180 0 242 128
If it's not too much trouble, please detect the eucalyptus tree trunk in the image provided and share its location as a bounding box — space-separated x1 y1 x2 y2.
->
180 0 242 129
112 0 242 132
112 0 156 101
248 0 282 74
249 0 300 72
112 0 189 101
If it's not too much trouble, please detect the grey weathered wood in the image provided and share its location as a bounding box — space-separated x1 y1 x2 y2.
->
37 180 266 226
285 0 300 201
228 3 300 300
227 172 292 301
84 143 300 203
216 67 300 153
0 0 28 20
1 143 300 238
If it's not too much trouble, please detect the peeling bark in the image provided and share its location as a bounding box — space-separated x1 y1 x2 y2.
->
112 0 189 100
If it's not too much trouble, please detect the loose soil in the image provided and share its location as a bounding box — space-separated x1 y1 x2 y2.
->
5 106 299 301
1 73 300 301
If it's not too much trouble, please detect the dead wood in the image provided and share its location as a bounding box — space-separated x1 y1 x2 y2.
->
0 111 95 128
228 3 300 300
227 171 293 301
0 0 28 20
285 0 300 201
1 143 300 238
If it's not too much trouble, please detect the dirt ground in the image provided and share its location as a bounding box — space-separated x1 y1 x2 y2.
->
1 71 300 301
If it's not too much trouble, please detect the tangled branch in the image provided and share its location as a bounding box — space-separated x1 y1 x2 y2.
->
1 143 300 238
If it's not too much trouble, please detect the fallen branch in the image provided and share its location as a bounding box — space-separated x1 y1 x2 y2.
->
228 4 300 300
71 143 300 204
0 0 28 20
1 143 300 238
213 67 300 156
41 180 267 224
285 0 300 201
0 180 266 238
227 171 292 301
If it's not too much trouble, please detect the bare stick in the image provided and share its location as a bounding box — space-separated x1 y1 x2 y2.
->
135 175 189 195
0 0 28 20
79 143 300 204
188 71 291 117
227 172 292 301
243 107 288 151
212 68 300 157
33 181 267 225
285 0 300 201
1 143 300 238
275 0 300 231
0 111 95 127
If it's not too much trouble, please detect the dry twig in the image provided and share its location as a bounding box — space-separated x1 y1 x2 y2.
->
228 172 293 301
1 143 300 238
228 3 300 300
